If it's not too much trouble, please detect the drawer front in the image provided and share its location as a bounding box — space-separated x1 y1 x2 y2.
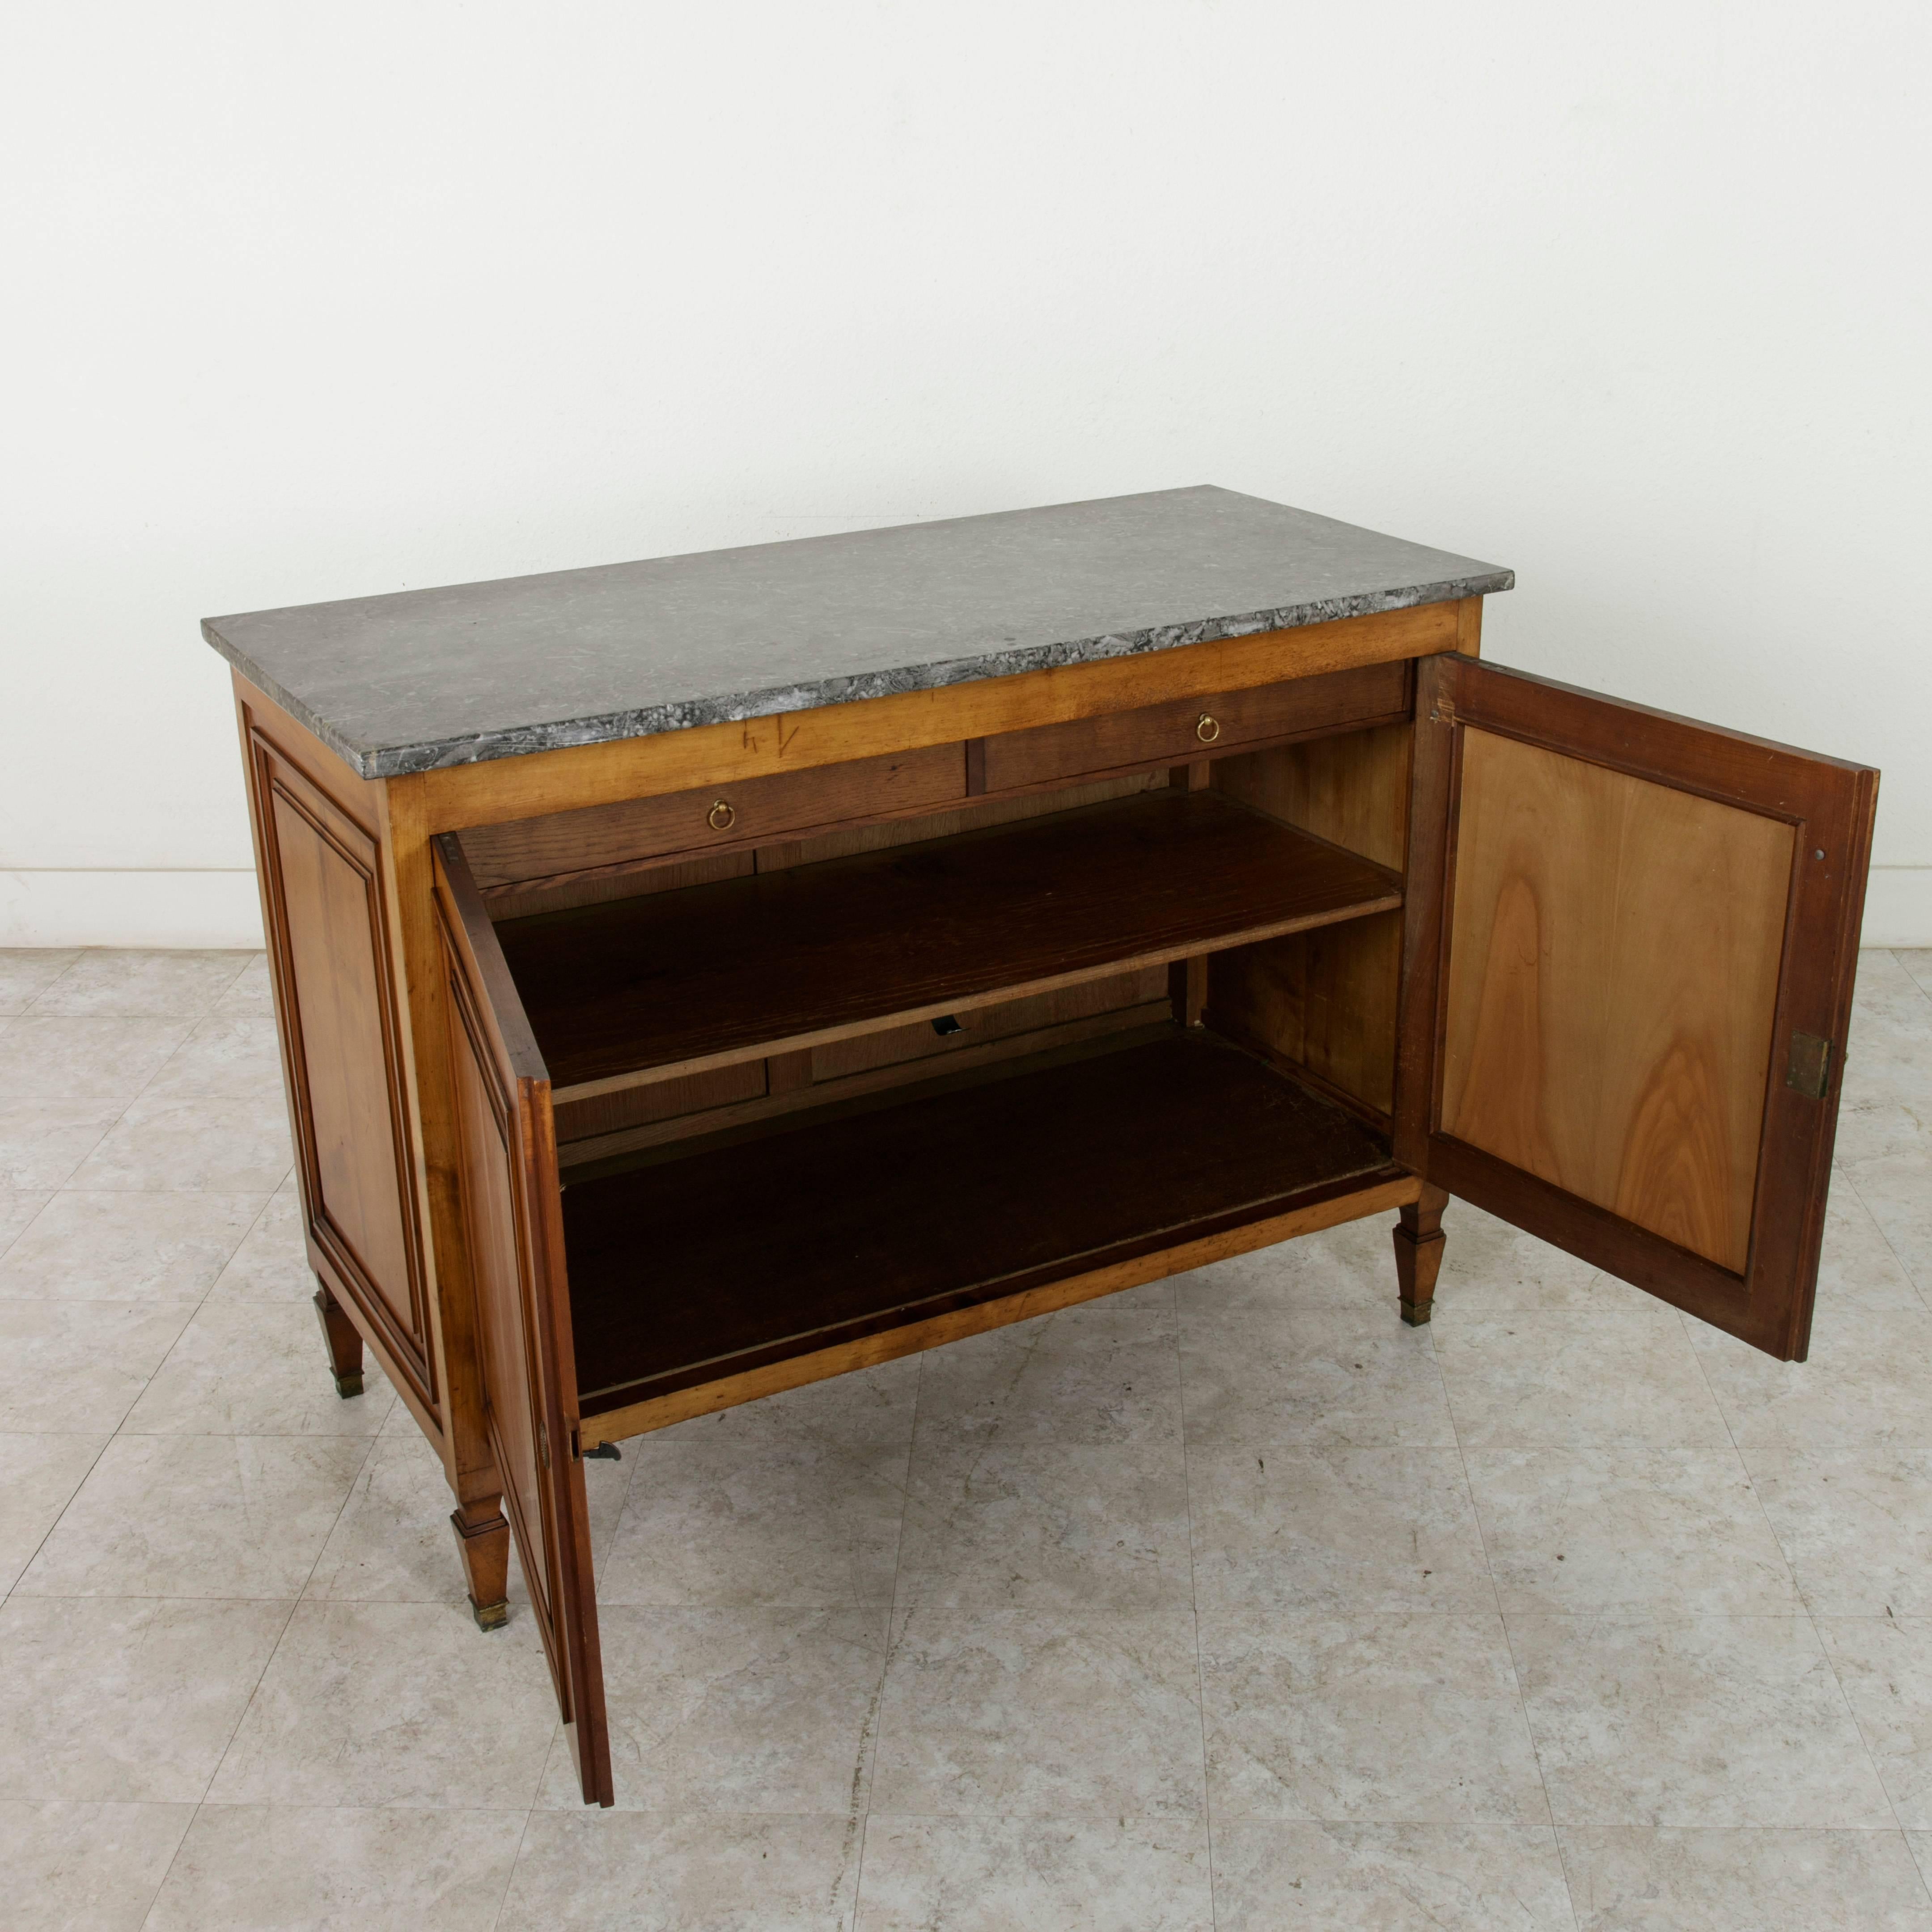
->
978 659 1412 794
462 741 967 889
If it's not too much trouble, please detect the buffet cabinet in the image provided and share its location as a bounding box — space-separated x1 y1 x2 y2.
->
226 540 1874 1807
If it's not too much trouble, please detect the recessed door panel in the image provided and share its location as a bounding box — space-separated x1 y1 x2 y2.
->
1399 654 1877 1360
1441 726 1793 1273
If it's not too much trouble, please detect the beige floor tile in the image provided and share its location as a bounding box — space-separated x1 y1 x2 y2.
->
1200 1610 1547 1825
1433 1201 1686 1315
1839 1156 1932 1301
1510 1614 1894 1827
16 1433 368 1598
870 1607 1203 1822
1178 1306 1457 1450
1746 1446 1932 1616
142 1017 287 1100
1436 1311 1732 1451
0 1595 288 1801
898 1441 1192 1613
0 1191 266 1301
210 952 275 1016
68 1092 293 1193
0 1186 50 1256
144 1802 523 1930
1816 1174 1928 1310
646 1354 920 1448
0 1300 194 1433
1187 1445 1497 1615
1466 1445 1798 1616
304 1429 537 1607
0 1433 109 1593
1896 951 1932 1003
597 1438 909 1607
207 1599 557 1808
1688 1299 1932 1457
1211 1820 1575 1931
27 949 251 1017
0 1798 195 1932
0 950 80 1017
853 1814 1212 1931
911 1305 1181 1448
203 1173 312 1301
119 1299 396 1436
1820 1617 1932 1829
1559 1823 1932 1930
537 1603 890 1813
0 1099 125 1189
502 1811 863 1932
0 1018 193 1099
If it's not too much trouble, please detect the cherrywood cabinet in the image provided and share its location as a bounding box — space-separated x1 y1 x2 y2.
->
210 489 1876 1806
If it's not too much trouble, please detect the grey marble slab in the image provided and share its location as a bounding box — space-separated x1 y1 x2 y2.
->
202 486 1511 780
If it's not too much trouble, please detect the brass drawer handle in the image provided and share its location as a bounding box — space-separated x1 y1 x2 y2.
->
707 799 736 832
1195 713 1221 744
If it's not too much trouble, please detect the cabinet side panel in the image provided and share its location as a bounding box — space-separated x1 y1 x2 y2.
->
248 720 435 1413
1440 726 1792 1274
1208 722 1412 1115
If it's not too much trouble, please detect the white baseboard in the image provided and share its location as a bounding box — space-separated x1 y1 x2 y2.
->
3 864 1929 952
0 871 264 949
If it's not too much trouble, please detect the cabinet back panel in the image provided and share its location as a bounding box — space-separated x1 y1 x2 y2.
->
1441 726 1792 1274
1207 722 1412 1115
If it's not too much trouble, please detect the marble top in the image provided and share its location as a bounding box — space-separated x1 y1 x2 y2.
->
202 486 1512 780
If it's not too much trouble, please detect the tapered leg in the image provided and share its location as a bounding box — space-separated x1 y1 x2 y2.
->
312 1281 365 1397
450 1499 512 1631
1393 1185 1449 1326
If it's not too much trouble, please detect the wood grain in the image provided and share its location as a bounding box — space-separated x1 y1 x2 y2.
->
434 835 612 1805
1398 652 1879 1361
488 789 1404 1097
238 694 437 1424
1441 725 1792 1273
462 742 964 892
580 1169 1422 1445
562 1030 1398 1419
413 602 1462 834
979 660 1410 792
1208 721 1413 1114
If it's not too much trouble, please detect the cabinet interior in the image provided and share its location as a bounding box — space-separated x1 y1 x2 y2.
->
456 712 1415 1440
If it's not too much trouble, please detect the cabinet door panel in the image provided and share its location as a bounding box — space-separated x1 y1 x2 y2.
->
433 835 612 1805
1398 654 1877 1360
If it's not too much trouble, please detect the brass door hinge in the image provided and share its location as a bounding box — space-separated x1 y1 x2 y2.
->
1787 1031 1831 1101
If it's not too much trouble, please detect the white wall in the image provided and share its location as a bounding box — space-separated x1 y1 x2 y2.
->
4 0 1927 945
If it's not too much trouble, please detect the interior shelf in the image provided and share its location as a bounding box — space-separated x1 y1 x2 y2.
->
564 1028 1401 1420
491 789 1402 1097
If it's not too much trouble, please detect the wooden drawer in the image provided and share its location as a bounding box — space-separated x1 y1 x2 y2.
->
462 741 966 892
976 659 1412 794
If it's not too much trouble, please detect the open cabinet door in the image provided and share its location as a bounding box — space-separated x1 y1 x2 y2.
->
1397 653 1877 1360
431 834 613 1805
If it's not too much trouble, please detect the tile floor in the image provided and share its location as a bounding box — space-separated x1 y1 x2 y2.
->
3 946 1932 1927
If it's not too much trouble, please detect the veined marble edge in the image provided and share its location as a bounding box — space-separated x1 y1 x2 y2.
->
203 567 1513 782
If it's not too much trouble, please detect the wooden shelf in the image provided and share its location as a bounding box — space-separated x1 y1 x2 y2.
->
491 790 1402 1098
564 1028 1402 1424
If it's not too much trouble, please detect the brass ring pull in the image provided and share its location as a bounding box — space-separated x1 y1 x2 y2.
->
1195 713 1221 745
707 799 736 831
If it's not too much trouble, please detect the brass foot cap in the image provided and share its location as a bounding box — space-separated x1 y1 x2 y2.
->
470 1598 509 1632
1398 1300 1432 1326
331 1370 365 1398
